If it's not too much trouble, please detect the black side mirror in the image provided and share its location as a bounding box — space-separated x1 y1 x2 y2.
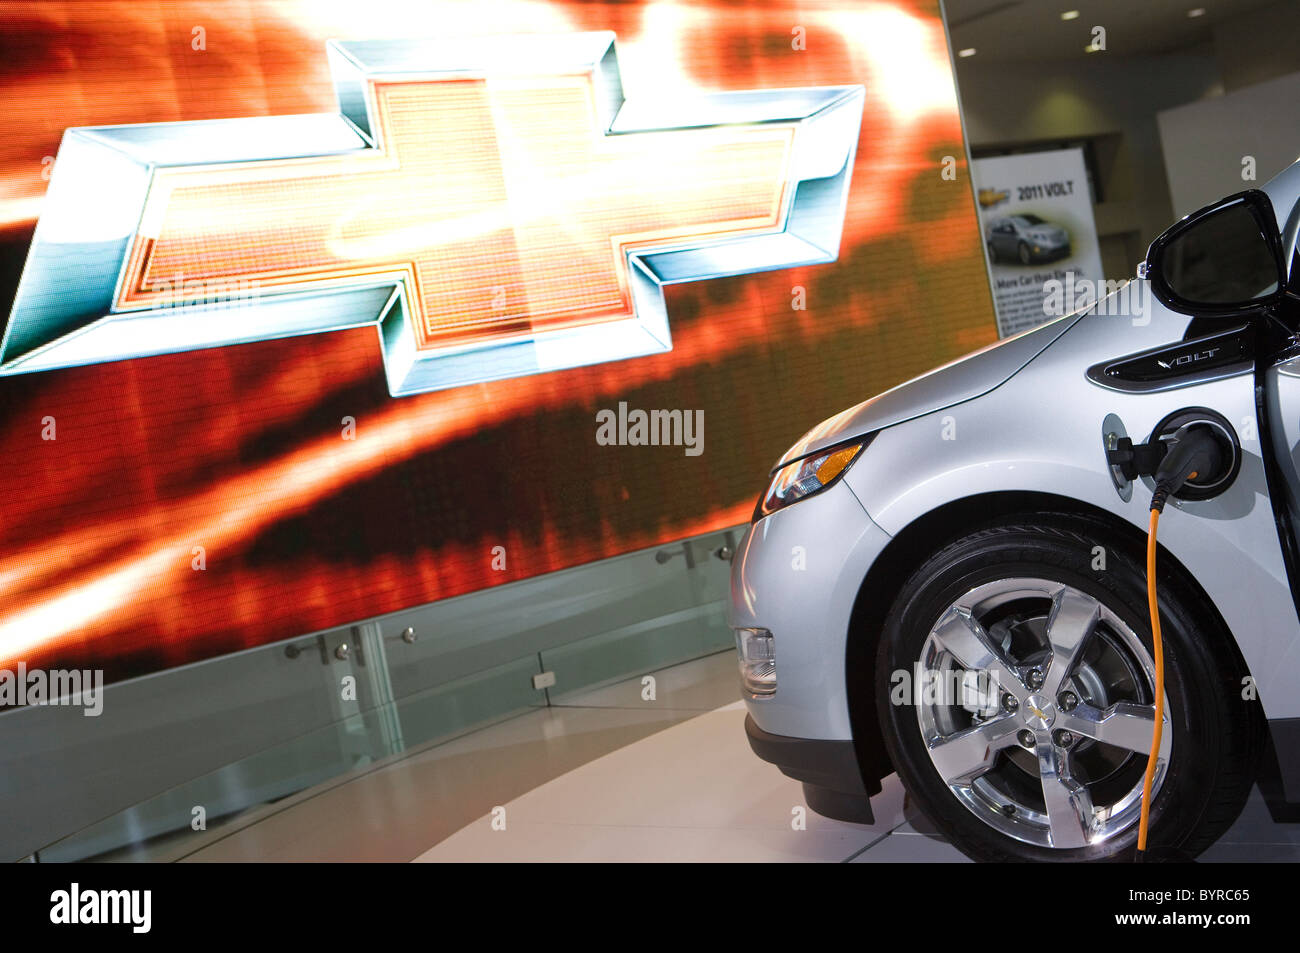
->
1141 189 1287 317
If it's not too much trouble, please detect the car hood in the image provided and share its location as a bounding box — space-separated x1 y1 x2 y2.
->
774 312 1083 468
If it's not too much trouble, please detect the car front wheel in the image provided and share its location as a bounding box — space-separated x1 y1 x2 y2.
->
874 513 1259 862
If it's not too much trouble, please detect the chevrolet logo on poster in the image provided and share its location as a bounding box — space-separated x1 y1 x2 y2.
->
1 33 863 396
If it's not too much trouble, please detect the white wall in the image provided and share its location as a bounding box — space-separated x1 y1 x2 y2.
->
1157 70 1300 217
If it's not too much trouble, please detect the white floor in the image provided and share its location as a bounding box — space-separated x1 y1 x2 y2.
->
417 654 1300 863
416 701 964 863
169 649 1299 862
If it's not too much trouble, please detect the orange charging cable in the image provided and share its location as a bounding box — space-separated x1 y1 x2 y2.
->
1137 508 1164 855
1137 459 1196 858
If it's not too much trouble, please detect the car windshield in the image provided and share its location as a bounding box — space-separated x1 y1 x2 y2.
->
1018 214 1046 225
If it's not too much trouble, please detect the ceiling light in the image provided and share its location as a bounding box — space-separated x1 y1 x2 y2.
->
958 47 977 57
1061 10 1080 20
1187 7 1206 16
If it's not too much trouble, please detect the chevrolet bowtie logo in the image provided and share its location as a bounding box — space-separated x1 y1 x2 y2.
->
2 33 862 396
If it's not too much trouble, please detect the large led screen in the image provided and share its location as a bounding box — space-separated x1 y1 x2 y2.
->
0 0 997 684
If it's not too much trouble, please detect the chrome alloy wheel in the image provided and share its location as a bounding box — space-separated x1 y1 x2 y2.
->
915 578 1172 849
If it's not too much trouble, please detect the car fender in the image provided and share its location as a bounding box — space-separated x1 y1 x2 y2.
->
776 311 1083 466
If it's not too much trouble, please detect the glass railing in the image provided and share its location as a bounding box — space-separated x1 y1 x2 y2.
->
9 526 741 862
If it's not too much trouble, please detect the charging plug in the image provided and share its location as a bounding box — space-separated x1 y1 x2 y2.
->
1106 436 1167 482
1150 424 1224 513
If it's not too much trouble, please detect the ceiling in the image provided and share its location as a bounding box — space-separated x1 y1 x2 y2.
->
943 0 1280 62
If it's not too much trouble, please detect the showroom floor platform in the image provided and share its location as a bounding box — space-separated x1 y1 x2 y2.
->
416 699 945 863
177 651 1300 863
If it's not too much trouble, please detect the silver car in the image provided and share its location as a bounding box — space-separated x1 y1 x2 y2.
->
733 159 1300 861
986 213 1072 265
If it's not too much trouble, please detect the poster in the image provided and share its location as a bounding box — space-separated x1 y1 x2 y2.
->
972 148 1104 336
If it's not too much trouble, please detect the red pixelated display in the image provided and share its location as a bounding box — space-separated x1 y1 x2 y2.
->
0 0 996 683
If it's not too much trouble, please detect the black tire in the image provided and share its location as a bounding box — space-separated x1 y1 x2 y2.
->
874 512 1261 862
986 240 998 264
1017 241 1032 265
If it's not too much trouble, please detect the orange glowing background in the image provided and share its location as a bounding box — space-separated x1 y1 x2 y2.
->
0 0 997 683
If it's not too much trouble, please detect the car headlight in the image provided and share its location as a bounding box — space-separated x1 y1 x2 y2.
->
757 439 868 518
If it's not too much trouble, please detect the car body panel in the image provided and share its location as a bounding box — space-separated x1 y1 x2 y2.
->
736 291 1300 746
777 312 1082 467
1263 356 1300 710
730 478 888 740
845 298 1300 719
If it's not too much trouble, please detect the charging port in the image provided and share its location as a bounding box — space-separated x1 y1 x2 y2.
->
1104 407 1241 502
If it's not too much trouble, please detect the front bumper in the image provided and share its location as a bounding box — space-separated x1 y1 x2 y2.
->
730 477 897 818
745 714 888 824
730 478 892 740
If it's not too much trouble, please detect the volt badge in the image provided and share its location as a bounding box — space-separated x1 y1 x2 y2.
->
2 33 863 396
